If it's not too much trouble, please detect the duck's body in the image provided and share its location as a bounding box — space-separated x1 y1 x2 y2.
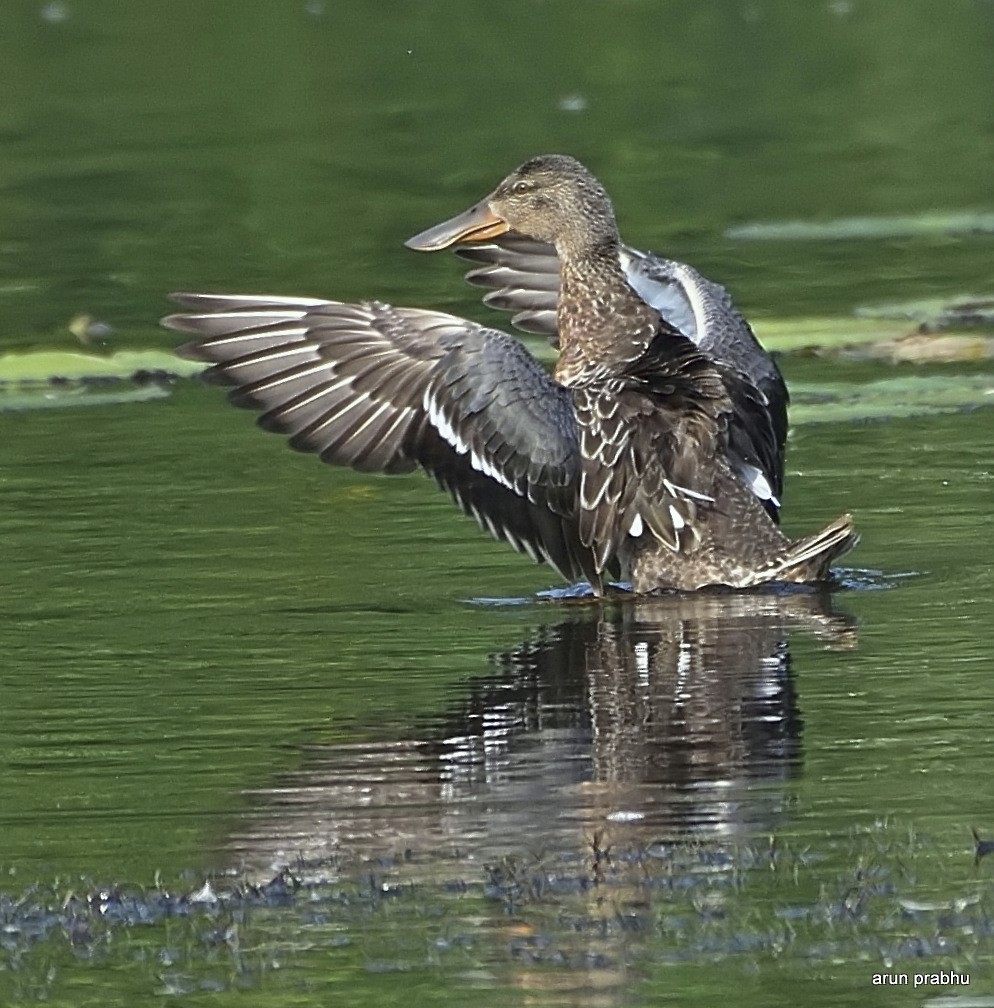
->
166 155 856 593
408 221 788 518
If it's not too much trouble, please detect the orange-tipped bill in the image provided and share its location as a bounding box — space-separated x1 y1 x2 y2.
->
405 201 510 252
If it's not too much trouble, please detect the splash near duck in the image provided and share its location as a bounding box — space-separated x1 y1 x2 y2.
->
165 155 856 593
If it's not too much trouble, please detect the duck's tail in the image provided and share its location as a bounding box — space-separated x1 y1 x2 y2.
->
774 513 859 583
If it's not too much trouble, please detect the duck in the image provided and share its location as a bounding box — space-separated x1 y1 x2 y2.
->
164 154 856 594
407 195 789 520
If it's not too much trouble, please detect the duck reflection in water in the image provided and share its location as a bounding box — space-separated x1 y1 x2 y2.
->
228 590 855 876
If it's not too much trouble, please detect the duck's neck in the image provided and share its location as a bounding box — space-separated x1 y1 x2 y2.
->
554 238 661 386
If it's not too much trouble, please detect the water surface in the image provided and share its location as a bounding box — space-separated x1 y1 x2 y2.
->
2 2 993 1005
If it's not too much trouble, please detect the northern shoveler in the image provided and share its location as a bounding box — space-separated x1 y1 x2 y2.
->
407 202 789 520
164 154 856 593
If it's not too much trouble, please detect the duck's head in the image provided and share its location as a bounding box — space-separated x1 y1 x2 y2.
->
406 155 619 258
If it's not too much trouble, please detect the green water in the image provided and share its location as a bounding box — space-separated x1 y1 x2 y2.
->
2 2 994 1005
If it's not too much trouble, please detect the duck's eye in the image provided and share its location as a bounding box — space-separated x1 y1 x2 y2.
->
512 180 533 195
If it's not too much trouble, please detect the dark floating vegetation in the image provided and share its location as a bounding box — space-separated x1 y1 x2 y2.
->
1 823 991 1000
0 350 199 411
973 828 994 866
0 367 181 413
0 379 173 412
3 356 992 424
855 295 994 332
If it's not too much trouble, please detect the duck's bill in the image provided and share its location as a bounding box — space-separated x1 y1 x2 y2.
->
405 202 510 251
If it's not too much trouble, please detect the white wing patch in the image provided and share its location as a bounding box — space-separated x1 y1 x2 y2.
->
424 388 469 453
469 448 515 491
423 388 517 493
737 462 781 507
618 248 699 341
662 478 714 504
668 504 686 532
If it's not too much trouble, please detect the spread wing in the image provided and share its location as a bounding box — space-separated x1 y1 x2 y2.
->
629 254 788 510
163 294 605 587
454 235 561 341
445 236 787 516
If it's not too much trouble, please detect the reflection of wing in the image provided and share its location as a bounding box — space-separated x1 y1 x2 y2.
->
225 589 856 877
164 294 603 586
580 591 856 798
453 236 789 516
464 590 856 812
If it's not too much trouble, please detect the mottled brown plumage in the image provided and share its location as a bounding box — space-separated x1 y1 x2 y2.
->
164 155 857 593
408 191 788 522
